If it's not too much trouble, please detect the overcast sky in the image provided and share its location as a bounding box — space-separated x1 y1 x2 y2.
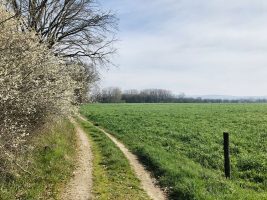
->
99 0 267 96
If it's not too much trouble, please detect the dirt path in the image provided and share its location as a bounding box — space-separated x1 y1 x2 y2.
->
61 118 93 200
79 116 167 200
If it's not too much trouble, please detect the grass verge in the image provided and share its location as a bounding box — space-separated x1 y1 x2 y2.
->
0 119 76 200
78 118 150 200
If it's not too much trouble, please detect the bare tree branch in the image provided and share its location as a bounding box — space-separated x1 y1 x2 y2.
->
4 0 117 65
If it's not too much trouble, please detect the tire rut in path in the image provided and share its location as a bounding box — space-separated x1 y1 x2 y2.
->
79 116 167 200
61 118 93 200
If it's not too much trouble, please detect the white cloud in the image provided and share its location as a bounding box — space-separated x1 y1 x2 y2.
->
99 0 267 96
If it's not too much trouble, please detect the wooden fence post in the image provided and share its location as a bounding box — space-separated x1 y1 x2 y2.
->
223 132 231 178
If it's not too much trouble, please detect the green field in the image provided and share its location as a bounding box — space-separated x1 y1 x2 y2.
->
81 103 267 200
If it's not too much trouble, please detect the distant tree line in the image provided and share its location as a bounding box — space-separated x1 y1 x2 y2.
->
92 87 267 103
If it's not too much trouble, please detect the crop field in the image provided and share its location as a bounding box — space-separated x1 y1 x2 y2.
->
80 103 267 200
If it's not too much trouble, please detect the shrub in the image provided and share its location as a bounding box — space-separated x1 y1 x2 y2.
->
0 7 78 167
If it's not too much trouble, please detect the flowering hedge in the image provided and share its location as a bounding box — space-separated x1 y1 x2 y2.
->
0 7 79 153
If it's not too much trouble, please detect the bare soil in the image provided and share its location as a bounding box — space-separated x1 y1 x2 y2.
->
60 118 93 200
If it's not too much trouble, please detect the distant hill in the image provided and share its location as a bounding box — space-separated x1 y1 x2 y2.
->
188 95 267 100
